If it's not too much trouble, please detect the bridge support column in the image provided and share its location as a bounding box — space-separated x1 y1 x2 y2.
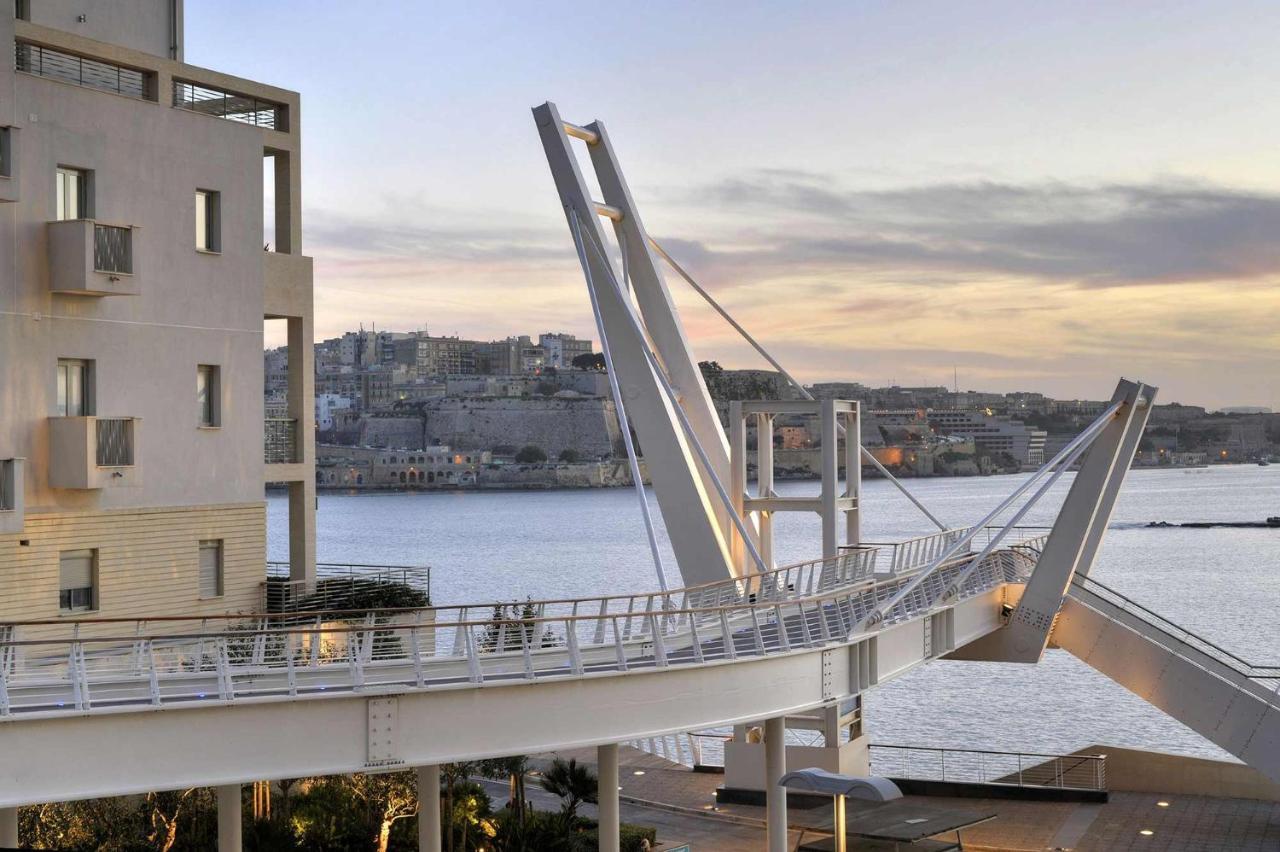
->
417 765 441 852
0 806 17 848
598 744 620 852
765 716 788 852
216 784 242 852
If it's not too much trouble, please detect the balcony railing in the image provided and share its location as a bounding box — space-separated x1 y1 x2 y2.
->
265 418 298 464
263 562 432 613
93 224 132 274
15 41 151 100
95 418 134 467
870 744 1107 792
172 80 281 129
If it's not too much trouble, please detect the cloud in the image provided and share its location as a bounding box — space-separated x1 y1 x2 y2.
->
673 175 1280 288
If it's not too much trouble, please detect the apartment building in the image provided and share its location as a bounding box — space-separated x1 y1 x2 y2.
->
926 409 1047 466
0 1 315 620
392 333 478 377
538 332 592 369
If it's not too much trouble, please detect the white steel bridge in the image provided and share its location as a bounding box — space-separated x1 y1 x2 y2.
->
1 103 1277 852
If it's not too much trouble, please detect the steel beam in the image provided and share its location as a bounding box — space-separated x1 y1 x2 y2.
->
534 101 736 587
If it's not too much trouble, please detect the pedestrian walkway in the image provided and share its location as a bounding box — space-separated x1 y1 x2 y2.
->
536 749 1280 851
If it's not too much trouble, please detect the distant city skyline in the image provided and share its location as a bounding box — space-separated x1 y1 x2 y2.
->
191 1 1280 409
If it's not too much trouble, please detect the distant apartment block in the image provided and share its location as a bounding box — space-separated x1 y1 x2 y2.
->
392 333 478 376
926 410 1047 466
0 0 316 619
539 332 593 368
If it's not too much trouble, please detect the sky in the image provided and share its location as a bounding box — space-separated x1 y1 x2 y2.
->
187 1 1280 409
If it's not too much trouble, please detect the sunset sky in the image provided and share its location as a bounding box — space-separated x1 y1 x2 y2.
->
189 1 1280 409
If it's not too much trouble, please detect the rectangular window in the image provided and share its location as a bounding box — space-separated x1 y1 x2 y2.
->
198 539 223 598
0 128 11 179
56 358 93 417
14 1 29 21
0 459 12 511
56 166 88 221
197 364 220 426
59 549 97 613
195 189 220 252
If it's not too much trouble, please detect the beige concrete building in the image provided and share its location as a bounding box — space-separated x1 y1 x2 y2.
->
0 0 315 620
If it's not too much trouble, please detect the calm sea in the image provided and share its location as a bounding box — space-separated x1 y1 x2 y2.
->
267 464 1280 761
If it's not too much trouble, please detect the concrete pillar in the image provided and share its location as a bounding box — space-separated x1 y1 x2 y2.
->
417 765 441 852
0 807 17 849
216 784 242 852
598 744 620 852
285 313 315 588
765 716 788 852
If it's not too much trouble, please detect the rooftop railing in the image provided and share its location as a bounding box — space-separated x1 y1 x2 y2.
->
869 744 1108 792
16 41 151 100
172 80 281 129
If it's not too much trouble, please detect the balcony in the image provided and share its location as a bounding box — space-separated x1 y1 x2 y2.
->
47 219 140 296
0 458 24 534
172 80 284 130
16 41 154 101
48 417 141 489
265 418 299 464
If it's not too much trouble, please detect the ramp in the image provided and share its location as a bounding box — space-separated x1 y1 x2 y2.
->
1055 574 1280 784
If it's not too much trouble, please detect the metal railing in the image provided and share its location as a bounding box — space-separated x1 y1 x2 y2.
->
16 41 151 100
264 562 432 612
95 418 133 467
870 744 1107 792
859 528 970 574
1070 575 1280 703
172 80 281 129
264 418 298 464
93 224 132 275
0 539 1041 717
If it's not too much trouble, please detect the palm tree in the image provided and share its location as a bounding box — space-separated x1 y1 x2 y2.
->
539 757 598 819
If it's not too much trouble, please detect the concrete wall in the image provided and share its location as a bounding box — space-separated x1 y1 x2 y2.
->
26 0 180 59
0 502 265 623
422 397 622 458
1073 745 1280 802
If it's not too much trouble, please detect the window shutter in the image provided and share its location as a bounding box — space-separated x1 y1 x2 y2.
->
199 540 223 597
59 550 94 591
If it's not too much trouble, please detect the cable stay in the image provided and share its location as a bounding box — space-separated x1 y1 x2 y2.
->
647 237 949 533
570 209 771 577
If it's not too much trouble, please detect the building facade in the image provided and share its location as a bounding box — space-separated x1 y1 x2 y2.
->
539 332 592 369
0 0 316 620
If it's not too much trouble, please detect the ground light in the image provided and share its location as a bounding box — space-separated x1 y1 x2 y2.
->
1140 829 1155 836
1156 801 1170 807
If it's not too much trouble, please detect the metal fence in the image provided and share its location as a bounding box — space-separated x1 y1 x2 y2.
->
264 418 298 464
172 80 281 129
870 744 1107 791
93 224 132 275
859 528 970 574
16 41 150 100
95 418 133 467
264 562 432 612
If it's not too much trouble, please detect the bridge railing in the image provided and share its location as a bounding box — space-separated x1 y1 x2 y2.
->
859 528 971 574
0 544 1034 717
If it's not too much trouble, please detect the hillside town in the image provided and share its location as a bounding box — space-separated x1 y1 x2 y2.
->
266 327 1280 491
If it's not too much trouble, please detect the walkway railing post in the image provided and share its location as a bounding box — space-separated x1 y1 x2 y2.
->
598 743 620 852
765 716 788 852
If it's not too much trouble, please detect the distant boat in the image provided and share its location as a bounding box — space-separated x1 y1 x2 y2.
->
1259 457 1271 467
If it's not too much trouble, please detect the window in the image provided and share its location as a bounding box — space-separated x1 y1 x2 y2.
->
14 1 29 21
0 128 11 178
56 358 93 416
59 549 97 613
195 189 221 252
56 166 89 221
197 364 220 427
198 540 223 598
0 459 13 511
